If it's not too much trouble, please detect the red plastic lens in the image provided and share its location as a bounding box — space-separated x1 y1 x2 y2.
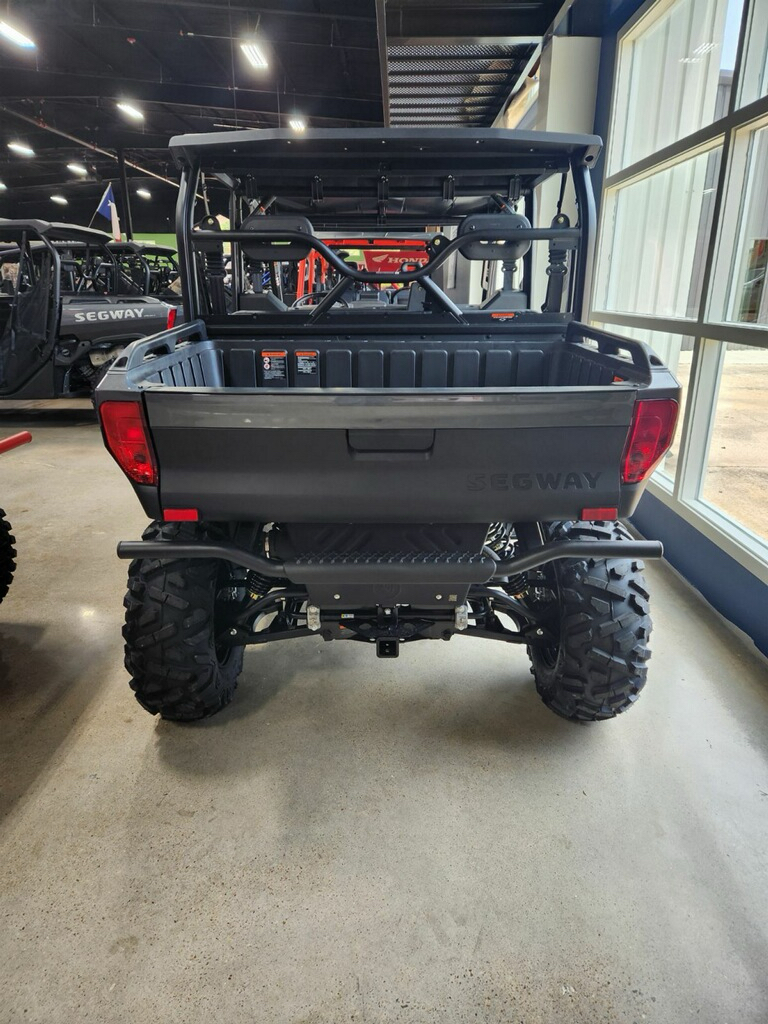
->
166 306 177 330
163 508 198 521
99 400 157 485
581 507 618 520
621 399 679 485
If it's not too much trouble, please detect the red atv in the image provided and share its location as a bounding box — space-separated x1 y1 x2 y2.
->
0 431 32 603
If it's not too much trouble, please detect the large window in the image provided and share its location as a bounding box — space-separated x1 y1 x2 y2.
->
592 0 768 579
701 343 768 540
711 122 768 324
608 0 743 173
595 147 720 317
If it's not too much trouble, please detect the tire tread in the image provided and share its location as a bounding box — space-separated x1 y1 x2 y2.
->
123 521 243 721
529 520 653 723
0 510 17 605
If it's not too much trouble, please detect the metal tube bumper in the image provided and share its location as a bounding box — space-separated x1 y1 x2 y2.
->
116 537 662 582
492 539 662 575
117 541 284 576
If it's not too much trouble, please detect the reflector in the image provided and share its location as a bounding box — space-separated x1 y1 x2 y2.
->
166 306 177 330
580 507 618 520
163 508 199 522
99 401 157 485
621 399 678 484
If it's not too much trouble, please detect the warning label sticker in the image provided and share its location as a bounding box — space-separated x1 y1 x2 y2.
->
261 350 287 383
295 350 319 376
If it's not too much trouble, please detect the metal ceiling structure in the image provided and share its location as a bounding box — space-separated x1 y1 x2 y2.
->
0 0 565 231
384 0 564 127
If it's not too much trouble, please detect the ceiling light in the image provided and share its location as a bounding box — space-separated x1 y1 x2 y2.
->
67 162 88 175
50 195 68 205
0 21 36 49
116 101 144 121
136 188 152 199
289 118 306 133
0 181 7 191
8 141 34 156
240 40 268 69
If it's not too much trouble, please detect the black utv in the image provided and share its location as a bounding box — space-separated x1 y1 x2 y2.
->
0 220 176 399
94 129 680 724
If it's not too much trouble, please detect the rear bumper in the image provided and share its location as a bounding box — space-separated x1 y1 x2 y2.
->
116 535 663 583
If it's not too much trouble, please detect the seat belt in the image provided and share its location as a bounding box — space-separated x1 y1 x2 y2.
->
542 174 570 314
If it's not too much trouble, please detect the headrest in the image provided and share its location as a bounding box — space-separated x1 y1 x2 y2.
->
240 213 314 262
458 212 532 261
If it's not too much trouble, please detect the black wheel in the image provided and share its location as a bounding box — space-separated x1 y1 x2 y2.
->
0 510 17 604
527 520 652 723
123 521 245 721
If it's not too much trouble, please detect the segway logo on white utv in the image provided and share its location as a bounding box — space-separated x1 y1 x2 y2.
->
72 308 145 323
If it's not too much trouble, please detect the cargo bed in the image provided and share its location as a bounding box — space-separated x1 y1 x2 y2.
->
98 318 678 524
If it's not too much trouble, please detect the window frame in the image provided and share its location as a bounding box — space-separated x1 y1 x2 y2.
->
590 0 768 583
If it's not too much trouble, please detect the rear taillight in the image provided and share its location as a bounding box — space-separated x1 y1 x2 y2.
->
621 398 679 485
99 401 157 485
166 306 177 330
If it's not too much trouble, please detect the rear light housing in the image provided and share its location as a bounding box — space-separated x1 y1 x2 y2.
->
99 400 157 485
621 398 679 485
166 306 177 330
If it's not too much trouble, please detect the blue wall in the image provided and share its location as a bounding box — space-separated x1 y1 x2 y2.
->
632 494 768 658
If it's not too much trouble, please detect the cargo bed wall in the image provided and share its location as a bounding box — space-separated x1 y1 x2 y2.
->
99 322 670 524
129 334 624 391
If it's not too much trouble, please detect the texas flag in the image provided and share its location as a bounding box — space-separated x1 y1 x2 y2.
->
95 184 122 241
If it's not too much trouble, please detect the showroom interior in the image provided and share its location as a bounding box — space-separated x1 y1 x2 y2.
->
1 0 767 1021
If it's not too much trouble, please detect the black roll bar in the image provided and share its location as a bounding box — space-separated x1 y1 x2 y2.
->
175 155 596 321
570 157 596 321
188 225 582 285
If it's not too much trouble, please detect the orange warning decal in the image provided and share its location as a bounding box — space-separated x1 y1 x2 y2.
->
295 350 318 357
490 312 517 320
262 350 287 357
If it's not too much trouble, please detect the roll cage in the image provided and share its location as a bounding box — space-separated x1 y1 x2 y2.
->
169 128 601 326
107 241 180 298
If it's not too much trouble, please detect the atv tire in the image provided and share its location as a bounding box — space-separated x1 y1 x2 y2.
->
528 520 652 722
123 521 245 721
0 510 17 604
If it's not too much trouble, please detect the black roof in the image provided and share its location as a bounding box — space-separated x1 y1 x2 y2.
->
171 127 602 169
0 219 112 245
171 127 601 227
108 240 177 257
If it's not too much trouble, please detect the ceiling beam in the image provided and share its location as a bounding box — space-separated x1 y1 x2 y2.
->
0 105 181 189
10 17 379 52
385 7 546 37
50 0 377 23
1 69 383 123
388 35 540 46
0 127 178 151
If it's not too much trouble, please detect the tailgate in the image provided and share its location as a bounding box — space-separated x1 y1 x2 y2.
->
144 388 636 523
